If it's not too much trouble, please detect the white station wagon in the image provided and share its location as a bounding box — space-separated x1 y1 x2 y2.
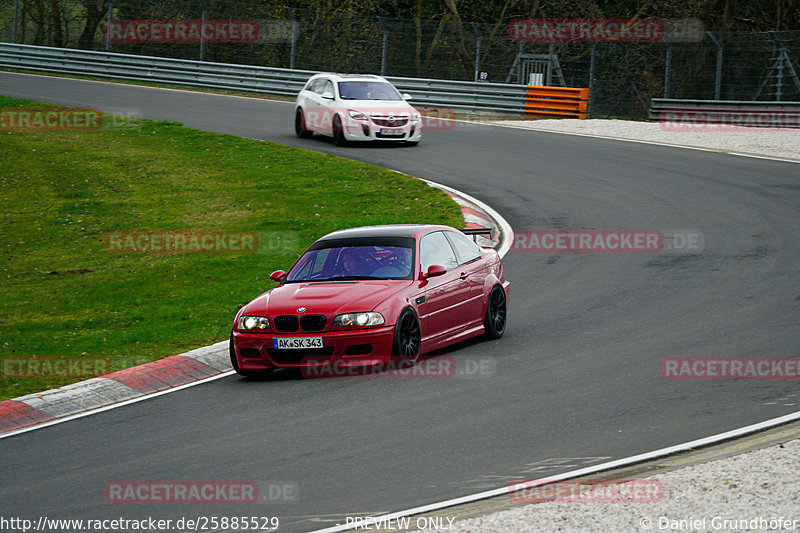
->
294 73 422 147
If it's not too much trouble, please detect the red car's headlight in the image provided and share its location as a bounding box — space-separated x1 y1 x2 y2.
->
333 312 385 328
237 315 270 331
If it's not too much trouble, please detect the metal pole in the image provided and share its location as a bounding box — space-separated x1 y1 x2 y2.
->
198 0 206 61
707 32 723 99
12 0 19 43
286 7 297 70
629 82 635 118
664 41 672 98
382 31 388 76
472 22 482 82
378 17 388 76
105 0 113 52
588 42 596 118
776 47 784 101
775 32 787 102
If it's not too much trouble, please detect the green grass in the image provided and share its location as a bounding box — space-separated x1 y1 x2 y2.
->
0 94 463 400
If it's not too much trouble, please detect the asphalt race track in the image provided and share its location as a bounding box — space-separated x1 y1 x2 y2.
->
2 72 799 532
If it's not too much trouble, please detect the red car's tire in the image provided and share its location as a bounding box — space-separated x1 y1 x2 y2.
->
229 333 274 378
484 286 507 339
392 308 421 364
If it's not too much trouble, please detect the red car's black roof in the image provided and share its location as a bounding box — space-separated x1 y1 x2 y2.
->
318 224 447 241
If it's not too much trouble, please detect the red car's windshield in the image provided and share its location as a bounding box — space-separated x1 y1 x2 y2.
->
285 244 414 282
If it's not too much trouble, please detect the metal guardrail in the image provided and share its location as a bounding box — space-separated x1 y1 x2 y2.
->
0 42 529 115
650 98 800 128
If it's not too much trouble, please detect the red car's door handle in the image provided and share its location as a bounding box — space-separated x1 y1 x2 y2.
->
460 272 468 279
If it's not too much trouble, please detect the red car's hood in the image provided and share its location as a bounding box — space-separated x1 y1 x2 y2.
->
242 280 412 318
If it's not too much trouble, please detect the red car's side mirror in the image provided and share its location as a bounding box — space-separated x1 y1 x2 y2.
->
270 270 286 282
421 264 447 280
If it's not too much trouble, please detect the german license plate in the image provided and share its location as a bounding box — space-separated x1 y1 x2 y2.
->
380 128 404 136
273 337 323 350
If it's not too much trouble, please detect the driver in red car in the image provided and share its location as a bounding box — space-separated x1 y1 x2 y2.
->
339 247 374 277
341 248 360 275
389 247 413 276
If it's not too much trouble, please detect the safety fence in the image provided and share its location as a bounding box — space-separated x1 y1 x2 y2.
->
0 42 531 115
1 0 798 119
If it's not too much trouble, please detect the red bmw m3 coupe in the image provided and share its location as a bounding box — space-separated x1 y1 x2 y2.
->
230 224 509 377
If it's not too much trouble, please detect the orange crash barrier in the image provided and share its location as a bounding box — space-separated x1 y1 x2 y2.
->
525 86 589 119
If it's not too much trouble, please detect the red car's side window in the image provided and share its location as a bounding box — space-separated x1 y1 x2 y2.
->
420 232 459 272
445 231 481 265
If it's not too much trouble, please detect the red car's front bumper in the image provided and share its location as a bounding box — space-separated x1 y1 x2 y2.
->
232 326 396 371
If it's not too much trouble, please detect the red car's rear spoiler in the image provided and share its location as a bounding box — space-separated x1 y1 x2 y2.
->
462 227 493 242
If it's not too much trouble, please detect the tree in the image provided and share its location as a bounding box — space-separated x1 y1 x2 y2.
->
77 0 109 50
